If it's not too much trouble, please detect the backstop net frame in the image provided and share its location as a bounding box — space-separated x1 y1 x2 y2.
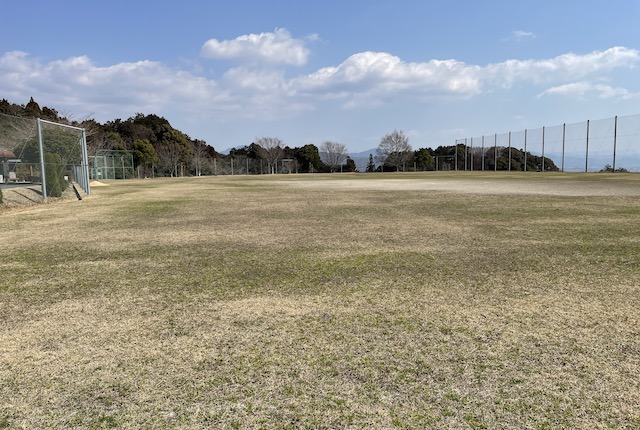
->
89 149 135 180
0 113 91 201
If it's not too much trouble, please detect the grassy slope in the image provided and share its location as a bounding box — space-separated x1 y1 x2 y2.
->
1 173 639 429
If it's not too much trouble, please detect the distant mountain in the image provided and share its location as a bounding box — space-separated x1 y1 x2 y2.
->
349 148 378 158
219 146 245 155
349 148 378 172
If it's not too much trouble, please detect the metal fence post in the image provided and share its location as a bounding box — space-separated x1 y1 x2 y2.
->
455 141 458 171
81 128 91 195
542 126 546 172
508 131 512 171
464 138 468 171
613 116 618 171
562 123 566 173
481 135 485 171
585 119 590 172
494 133 497 171
37 118 47 201
524 129 528 172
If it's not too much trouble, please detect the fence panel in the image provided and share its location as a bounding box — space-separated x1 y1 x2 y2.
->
616 115 640 171
0 113 90 201
587 117 616 172
491 133 513 170
457 113 640 172
526 128 544 170
542 125 563 171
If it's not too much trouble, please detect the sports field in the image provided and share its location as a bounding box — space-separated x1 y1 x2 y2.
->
1 172 639 429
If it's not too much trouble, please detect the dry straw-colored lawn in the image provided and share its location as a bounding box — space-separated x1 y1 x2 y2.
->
1 172 639 429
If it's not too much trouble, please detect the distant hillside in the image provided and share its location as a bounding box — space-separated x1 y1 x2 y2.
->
349 148 378 172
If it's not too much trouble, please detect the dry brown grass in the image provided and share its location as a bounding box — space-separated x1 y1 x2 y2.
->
1 172 639 429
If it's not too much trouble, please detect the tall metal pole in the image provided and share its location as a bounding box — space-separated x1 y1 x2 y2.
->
585 119 590 172
37 118 47 201
562 123 566 173
81 128 91 195
481 135 485 171
470 137 474 171
524 129 528 172
455 140 458 171
508 131 512 171
494 133 497 171
464 138 468 171
542 126 546 172
613 116 618 171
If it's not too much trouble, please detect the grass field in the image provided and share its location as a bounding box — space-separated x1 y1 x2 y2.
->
1 172 639 429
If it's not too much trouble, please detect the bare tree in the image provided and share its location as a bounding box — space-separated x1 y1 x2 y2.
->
319 141 348 172
377 130 413 171
156 142 182 177
192 139 209 177
254 137 284 174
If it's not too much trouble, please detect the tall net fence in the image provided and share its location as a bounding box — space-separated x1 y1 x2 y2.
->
456 114 640 172
207 157 301 175
0 113 90 200
90 150 135 180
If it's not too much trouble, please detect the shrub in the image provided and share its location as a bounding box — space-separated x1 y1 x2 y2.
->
599 164 629 173
44 152 67 197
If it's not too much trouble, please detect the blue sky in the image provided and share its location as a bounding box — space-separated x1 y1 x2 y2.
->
1 0 639 153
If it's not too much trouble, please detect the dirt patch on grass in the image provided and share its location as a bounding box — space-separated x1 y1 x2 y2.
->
277 173 640 196
0 183 86 213
0 186 43 208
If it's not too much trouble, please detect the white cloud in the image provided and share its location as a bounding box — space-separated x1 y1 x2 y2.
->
1 46 638 126
221 67 313 120
484 46 639 88
0 51 232 120
537 81 639 100
513 30 536 41
289 51 482 108
201 28 310 66
287 47 639 108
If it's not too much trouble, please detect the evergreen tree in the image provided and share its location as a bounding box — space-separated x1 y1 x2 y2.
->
24 97 42 118
366 154 376 172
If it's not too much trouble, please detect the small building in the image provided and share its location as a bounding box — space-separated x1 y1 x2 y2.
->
0 148 20 183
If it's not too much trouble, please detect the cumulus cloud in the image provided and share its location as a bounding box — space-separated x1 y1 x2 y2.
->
289 51 482 108
538 81 639 100
1 45 638 124
0 51 231 120
288 46 639 108
484 46 639 88
201 28 310 66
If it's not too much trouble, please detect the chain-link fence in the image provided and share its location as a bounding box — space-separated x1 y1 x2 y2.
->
207 157 301 175
456 113 640 172
0 113 90 201
90 150 135 180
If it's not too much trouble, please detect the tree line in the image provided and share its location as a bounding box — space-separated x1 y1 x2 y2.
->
1 97 558 177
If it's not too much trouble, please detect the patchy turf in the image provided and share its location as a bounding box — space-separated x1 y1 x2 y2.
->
1 172 639 429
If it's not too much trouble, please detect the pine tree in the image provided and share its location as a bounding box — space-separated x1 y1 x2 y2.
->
366 153 376 172
25 97 42 117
